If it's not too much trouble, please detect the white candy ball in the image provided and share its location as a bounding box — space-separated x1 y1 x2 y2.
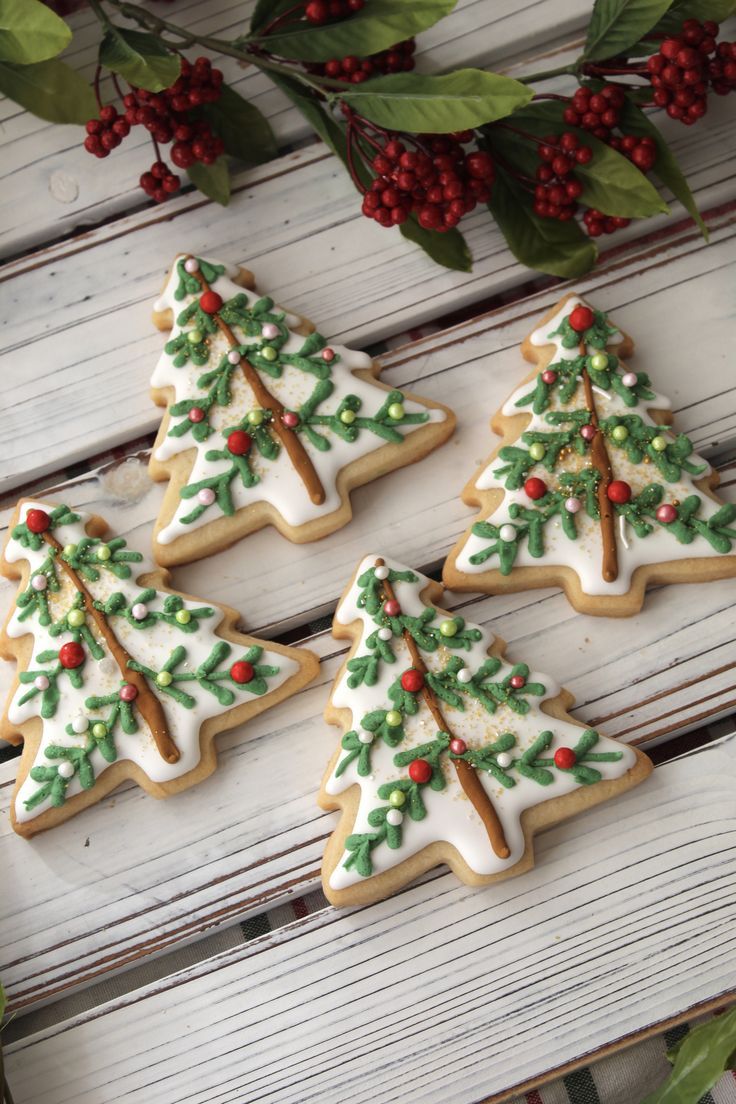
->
499 524 517 543
358 730 374 745
31 574 48 592
34 675 49 691
378 627 392 641
457 667 473 684
374 565 389 580
184 257 199 274
72 715 89 734
386 809 403 826
57 761 75 779
131 603 148 621
227 349 241 365
622 372 637 387
198 488 216 506
496 752 513 769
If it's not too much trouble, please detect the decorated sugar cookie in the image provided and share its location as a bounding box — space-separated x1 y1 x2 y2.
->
0 501 318 836
443 294 736 615
148 255 455 565
318 555 651 906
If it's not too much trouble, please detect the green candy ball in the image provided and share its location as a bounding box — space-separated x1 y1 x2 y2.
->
340 409 356 425
589 352 608 371
611 426 629 442
92 723 107 739
175 609 191 625
156 671 173 687
529 443 545 461
651 435 667 452
388 789 406 808
96 544 111 561
387 402 405 421
440 619 458 637
247 410 265 427
67 609 86 627
187 330 203 345
386 710 402 728
260 345 278 362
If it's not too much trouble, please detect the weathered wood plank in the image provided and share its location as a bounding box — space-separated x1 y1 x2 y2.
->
3 193 735 496
5 736 735 1104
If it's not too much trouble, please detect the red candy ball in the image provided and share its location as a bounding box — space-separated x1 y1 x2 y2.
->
408 758 432 784
199 290 223 314
227 430 252 456
230 661 254 684
188 407 205 423
26 509 50 534
656 504 678 524
59 641 85 669
606 480 632 504
524 477 547 501
383 599 401 617
554 747 577 769
509 674 526 689
401 668 425 693
569 305 595 332
449 737 467 755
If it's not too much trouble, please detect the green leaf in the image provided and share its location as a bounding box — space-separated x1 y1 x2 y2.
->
340 70 533 133
250 0 457 61
187 159 231 206
0 58 95 123
399 214 472 271
0 0 71 64
99 27 180 92
194 84 277 166
584 0 675 60
639 1007 736 1104
487 164 597 278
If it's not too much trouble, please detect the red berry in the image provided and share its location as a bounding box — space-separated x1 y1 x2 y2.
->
524 477 547 500
408 758 432 784
569 305 594 332
606 480 632 504
59 641 85 669
26 509 50 534
554 747 576 769
401 668 425 693
227 430 252 455
199 290 223 314
230 661 254 684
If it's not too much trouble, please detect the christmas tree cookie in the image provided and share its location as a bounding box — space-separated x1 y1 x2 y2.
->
148 254 455 565
0 500 318 836
318 554 651 906
444 294 736 615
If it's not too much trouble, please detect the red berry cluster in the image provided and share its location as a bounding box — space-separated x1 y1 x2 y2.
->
563 83 625 140
83 56 225 203
311 38 415 84
646 19 719 124
304 0 364 23
361 135 494 231
534 132 590 222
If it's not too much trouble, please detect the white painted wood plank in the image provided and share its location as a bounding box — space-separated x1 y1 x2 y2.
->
0 0 596 257
5 737 735 1104
3 184 736 496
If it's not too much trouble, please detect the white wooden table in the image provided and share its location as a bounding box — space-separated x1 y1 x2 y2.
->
2 3 736 1101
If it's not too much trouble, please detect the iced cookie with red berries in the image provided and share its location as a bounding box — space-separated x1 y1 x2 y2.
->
443 294 736 616
149 254 455 565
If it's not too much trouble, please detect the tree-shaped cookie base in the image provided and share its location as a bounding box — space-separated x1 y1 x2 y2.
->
443 294 736 615
149 254 455 565
318 555 651 906
0 500 318 836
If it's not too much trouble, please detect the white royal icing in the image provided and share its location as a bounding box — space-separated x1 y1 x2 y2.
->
454 296 721 596
325 554 636 891
151 256 447 544
6 502 299 824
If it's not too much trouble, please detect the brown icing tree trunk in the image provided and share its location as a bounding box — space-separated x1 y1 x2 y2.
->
43 532 180 765
579 341 618 583
376 559 510 860
191 261 326 506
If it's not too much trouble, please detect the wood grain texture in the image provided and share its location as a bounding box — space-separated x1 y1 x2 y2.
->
3 200 736 495
5 736 735 1104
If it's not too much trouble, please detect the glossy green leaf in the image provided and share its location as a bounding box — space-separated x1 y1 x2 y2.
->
488 165 597 278
99 27 180 92
0 0 71 64
194 84 277 166
399 215 472 271
0 58 95 123
250 0 456 61
340 69 532 133
584 0 675 60
640 1007 736 1104
187 159 231 206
